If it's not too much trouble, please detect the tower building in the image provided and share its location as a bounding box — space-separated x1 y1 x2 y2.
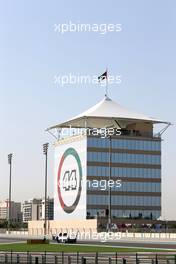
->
48 96 170 222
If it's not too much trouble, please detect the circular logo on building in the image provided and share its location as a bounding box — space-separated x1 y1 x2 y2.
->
57 147 82 214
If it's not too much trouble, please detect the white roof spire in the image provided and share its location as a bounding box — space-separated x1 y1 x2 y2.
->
47 96 170 130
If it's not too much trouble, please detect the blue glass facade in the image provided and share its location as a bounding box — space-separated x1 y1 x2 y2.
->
87 181 161 192
88 152 161 164
88 137 161 151
87 195 161 206
88 209 161 219
86 136 161 219
88 166 161 178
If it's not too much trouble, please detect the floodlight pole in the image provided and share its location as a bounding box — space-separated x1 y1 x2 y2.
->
43 143 49 237
8 153 13 233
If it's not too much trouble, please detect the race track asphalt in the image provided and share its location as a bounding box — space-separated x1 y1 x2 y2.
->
0 236 176 250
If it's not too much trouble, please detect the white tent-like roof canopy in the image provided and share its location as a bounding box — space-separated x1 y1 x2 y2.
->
48 96 170 131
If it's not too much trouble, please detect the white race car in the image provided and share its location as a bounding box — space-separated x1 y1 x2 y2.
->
53 232 77 243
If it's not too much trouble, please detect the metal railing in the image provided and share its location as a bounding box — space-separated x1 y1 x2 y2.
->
0 252 176 264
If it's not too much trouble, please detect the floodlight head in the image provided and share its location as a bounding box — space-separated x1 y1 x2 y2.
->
8 153 12 164
43 143 49 155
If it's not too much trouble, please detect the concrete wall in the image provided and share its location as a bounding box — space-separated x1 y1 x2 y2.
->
28 219 97 236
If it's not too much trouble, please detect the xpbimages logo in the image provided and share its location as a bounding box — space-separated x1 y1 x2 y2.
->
54 21 122 35
54 73 122 87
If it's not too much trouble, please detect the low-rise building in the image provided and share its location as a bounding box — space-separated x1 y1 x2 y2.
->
0 200 22 222
22 199 42 223
40 198 54 221
22 198 54 223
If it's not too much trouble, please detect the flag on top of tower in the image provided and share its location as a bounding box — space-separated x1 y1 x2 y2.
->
98 70 108 82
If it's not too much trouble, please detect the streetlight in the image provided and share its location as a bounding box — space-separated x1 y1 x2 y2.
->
8 153 13 233
43 143 49 237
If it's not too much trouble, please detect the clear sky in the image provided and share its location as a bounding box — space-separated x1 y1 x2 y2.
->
0 0 175 219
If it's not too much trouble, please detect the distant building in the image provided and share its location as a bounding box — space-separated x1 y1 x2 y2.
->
40 198 54 221
22 198 54 223
0 200 22 222
22 199 42 223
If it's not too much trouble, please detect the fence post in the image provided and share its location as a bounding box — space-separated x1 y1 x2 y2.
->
27 251 29 264
55 255 58 264
77 252 79 264
41 255 44 264
155 254 158 264
81 256 86 264
29 254 32 264
109 257 112 264
68 255 71 264
136 253 139 264
27 251 32 264
116 252 117 264
95 252 98 264
17 254 20 264
122 258 126 264
35 257 39 264
175 255 176 264
62 252 64 264
10 250 12 264
5 253 8 264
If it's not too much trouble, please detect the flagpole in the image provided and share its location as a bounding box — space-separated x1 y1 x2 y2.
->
98 69 108 97
105 68 108 97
